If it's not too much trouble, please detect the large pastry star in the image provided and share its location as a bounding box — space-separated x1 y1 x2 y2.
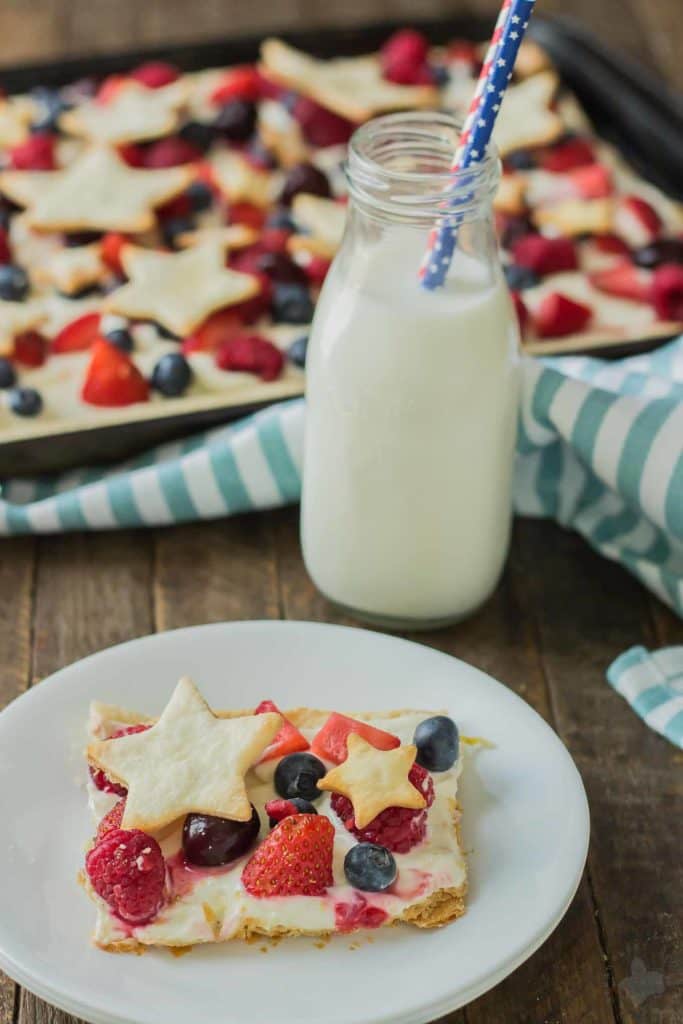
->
60 80 186 145
319 734 426 829
260 38 437 123
0 146 193 233
104 241 260 337
87 677 281 832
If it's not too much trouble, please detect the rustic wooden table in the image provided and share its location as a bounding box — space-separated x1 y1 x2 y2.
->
1 2 682 1023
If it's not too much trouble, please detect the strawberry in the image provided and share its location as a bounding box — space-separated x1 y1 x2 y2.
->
100 233 128 276
0 227 10 264
51 312 102 354
589 261 651 302
292 96 354 148
241 814 334 897
310 712 400 765
82 339 149 406
614 195 662 248
229 202 266 231
97 74 129 104
650 264 683 321
511 234 578 276
85 828 166 925
569 163 612 200
512 291 529 332
593 234 631 257
144 137 201 168
96 798 126 841
117 142 146 167
13 331 48 367
380 29 432 86
255 699 310 762
182 307 243 354
9 133 55 170
535 292 592 337
209 65 262 105
130 61 180 88
541 138 594 173
215 333 284 382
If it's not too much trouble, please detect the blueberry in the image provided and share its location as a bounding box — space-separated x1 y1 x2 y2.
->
30 86 71 134
178 119 216 153
162 216 195 249
274 752 326 802
214 99 257 142
151 353 192 397
266 207 296 232
9 387 42 417
268 797 317 828
505 150 536 171
183 806 260 867
431 65 451 87
288 335 308 368
344 843 397 892
105 327 134 353
0 357 16 389
272 282 314 324
504 263 540 290
0 264 29 302
280 163 331 206
247 139 277 170
257 251 308 286
632 239 683 269
185 180 214 213
413 715 459 772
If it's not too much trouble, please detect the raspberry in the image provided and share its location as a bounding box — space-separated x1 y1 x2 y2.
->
13 331 48 368
380 29 432 86
229 201 266 231
292 96 354 148
130 61 180 89
215 333 284 382
512 291 529 333
511 234 578 276
0 227 10 264
117 143 146 167
242 814 334 897
85 828 166 925
9 133 55 171
97 798 126 841
144 137 202 168
88 724 150 795
331 763 435 854
540 138 594 173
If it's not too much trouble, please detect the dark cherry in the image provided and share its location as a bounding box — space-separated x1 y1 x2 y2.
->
279 163 331 206
214 99 257 142
256 251 308 286
632 239 683 269
183 805 261 867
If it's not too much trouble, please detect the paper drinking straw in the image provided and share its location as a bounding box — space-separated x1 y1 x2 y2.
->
420 0 537 290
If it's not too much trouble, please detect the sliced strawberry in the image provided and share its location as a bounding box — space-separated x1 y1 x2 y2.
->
255 699 310 762
9 133 56 170
117 142 146 167
182 307 244 354
569 163 612 199
215 333 284 381
82 339 149 406
130 61 180 88
650 263 683 321
614 195 662 249
511 234 578 276
100 233 128 276
144 137 202 168
310 712 400 765
229 202 266 231
209 65 262 105
51 312 102 354
593 234 631 257
535 292 592 338
589 261 651 302
13 331 48 367
292 96 354 148
241 814 334 898
512 291 529 332
541 138 594 173
97 74 130 104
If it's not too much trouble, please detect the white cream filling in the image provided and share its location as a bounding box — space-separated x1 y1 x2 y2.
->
86 712 466 946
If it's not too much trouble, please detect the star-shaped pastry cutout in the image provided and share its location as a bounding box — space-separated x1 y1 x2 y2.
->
0 300 46 357
0 96 36 148
492 71 564 156
104 241 259 336
210 150 280 208
318 734 426 829
0 146 193 233
288 193 347 259
34 242 104 295
87 677 281 832
175 223 258 251
59 80 186 144
260 38 438 123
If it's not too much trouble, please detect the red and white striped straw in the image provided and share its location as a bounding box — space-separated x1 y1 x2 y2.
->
420 0 537 289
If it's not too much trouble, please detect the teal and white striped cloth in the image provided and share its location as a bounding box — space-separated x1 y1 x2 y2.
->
608 645 683 749
1 336 681 744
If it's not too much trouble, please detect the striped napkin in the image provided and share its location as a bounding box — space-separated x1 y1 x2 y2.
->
608 645 683 748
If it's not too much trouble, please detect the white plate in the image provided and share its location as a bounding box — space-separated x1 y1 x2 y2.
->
0 621 589 1024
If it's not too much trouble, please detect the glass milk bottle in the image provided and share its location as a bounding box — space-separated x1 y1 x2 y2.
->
301 112 520 629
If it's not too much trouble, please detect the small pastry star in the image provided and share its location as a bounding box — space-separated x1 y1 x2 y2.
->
60 80 186 144
0 146 193 233
34 243 104 296
319 733 426 829
104 241 260 337
210 150 279 208
87 677 281 832
0 96 36 148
